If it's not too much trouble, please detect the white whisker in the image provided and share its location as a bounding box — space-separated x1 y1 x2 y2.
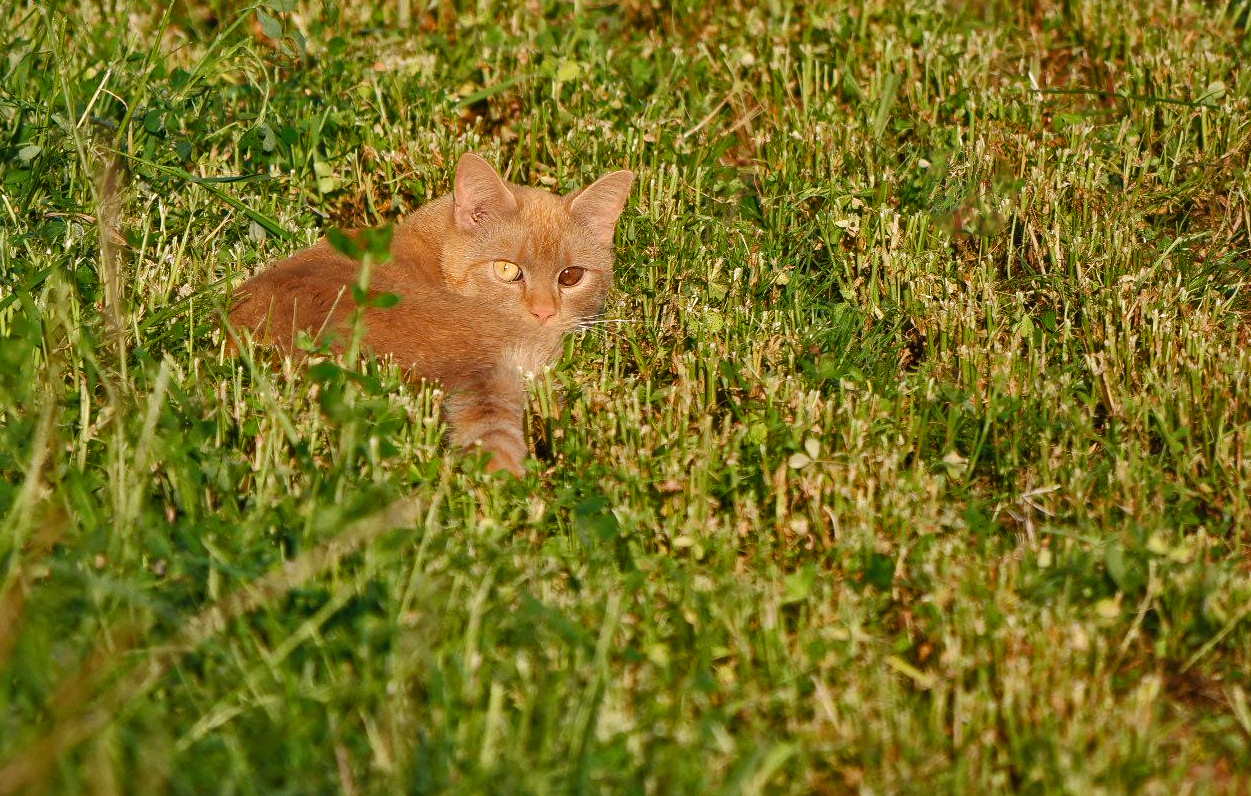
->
575 318 638 332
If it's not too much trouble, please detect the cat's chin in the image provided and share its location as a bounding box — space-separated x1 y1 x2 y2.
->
504 332 566 376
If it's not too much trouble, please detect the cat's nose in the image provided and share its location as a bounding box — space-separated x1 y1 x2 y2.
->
530 304 556 325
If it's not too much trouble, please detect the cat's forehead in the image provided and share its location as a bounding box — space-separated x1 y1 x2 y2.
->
505 191 598 263
514 188 571 231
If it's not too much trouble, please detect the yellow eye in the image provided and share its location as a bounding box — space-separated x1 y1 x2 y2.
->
492 259 522 282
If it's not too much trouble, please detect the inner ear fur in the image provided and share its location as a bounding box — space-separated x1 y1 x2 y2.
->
566 169 635 245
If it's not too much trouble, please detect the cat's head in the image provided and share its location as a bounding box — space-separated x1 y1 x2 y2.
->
440 153 633 335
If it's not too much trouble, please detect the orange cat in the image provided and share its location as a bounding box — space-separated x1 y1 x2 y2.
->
227 154 634 475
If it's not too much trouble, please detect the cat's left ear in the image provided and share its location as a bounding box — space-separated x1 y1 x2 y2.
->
567 170 635 245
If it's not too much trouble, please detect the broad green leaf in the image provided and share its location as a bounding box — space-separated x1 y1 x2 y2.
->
256 10 282 39
326 228 362 260
372 292 401 309
359 225 393 263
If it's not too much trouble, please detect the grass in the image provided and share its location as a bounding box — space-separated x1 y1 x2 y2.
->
2 0 1250 793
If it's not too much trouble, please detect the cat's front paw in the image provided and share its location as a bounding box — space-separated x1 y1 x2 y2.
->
485 451 525 477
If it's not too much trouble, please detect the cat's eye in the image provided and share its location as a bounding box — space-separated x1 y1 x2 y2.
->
492 260 522 282
558 267 585 287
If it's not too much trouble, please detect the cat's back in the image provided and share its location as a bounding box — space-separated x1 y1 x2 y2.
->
226 239 504 381
227 242 365 347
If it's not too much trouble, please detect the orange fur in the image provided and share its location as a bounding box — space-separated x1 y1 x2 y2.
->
227 154 634 475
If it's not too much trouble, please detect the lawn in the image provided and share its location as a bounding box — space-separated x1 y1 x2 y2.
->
2 0 1250 793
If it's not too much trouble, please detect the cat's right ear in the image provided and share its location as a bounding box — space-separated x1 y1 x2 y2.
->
567 169 635 246
453 153 518 233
